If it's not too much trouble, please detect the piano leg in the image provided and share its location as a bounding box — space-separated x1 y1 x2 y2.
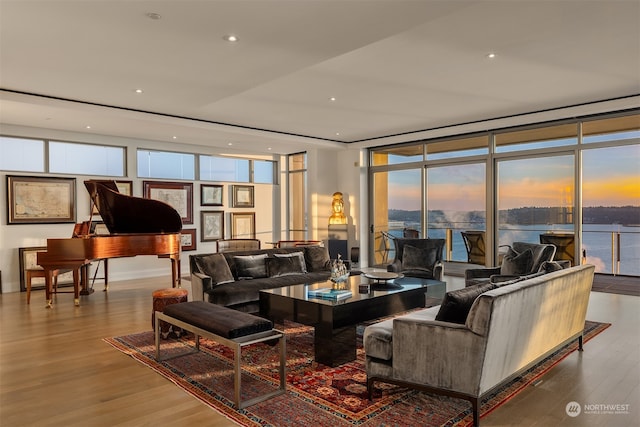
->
79 264 95 295
44 269 54 308
72 268 80 306
170 258 181 288
104 259 109 292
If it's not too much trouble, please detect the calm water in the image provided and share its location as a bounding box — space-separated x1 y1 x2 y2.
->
389 224 640 276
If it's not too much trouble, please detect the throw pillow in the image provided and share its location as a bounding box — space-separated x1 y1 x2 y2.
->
233 254 268 279
435 282 496 324
193 253 234 286
304 245 331 272
402 244 438 272
274 251 307 273
266 257 306 277
538 260 567 273
500 248 534 275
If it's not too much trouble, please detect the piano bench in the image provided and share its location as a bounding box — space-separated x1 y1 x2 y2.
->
154 301 286 409
151 288 189 338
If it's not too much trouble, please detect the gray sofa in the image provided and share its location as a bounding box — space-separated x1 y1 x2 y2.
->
189 245 332 314
364 264 595 426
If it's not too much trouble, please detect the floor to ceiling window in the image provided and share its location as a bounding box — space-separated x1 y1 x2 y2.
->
368 110 639 277
427 162 486 261
496 154 575 246
582 115 640 276
425 135 488 262
370 146 423 265
287 152 307 240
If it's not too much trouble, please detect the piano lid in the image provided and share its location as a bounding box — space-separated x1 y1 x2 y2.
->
84 180 182 234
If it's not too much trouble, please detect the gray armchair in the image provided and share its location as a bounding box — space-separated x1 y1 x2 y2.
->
464 241 556 287
387 238 445 281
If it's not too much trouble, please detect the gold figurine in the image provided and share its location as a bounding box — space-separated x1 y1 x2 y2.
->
329 192 347 225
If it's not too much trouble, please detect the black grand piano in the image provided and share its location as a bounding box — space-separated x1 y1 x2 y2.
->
37 180 183 307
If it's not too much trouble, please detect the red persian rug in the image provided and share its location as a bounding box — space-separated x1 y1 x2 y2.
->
105 320 609 426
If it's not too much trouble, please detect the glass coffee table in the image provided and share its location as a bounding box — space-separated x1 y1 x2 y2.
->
259 274 445 367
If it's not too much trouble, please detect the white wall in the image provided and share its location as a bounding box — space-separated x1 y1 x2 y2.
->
306 146 367 265
0 124 282 293
0 124 365 293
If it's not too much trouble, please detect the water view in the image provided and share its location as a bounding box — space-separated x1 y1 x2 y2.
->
387 222 640 277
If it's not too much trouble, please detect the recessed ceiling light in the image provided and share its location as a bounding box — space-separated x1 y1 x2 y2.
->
146 12 161 20
335 132 340 136
487 53 496 59
134 88 143 94
329 97 337 102
172 136 177 139
228 142 233 146
267 147 272 151
223 34 239 42
86 125 91 129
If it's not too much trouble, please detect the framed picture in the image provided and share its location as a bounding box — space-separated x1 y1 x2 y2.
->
232 185 254 208
18 246 74 292
7 175 76 224
143 181 193 224
231 212 255 239
180 229 197 251
91 180 132 215
201 184 223 206
201 211 224 242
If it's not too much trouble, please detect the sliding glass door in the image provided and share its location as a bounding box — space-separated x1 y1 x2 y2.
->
370 168 422 265
426 163 486 262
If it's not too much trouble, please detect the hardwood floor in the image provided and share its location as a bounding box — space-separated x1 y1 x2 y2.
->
0 275 638 426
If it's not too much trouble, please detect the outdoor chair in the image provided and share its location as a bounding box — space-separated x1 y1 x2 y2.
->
403 228 420 238
380 231 394 264
461 230 486 265
540 233 575 266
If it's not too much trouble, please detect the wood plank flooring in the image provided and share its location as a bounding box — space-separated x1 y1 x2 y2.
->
0 275 638 426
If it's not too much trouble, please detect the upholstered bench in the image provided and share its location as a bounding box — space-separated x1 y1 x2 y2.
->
154 301 286 408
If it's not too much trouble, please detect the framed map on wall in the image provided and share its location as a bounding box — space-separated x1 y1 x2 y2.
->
143 181 193 225
7 175 76 224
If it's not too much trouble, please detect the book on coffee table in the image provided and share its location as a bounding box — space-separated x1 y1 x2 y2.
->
308 288 353 300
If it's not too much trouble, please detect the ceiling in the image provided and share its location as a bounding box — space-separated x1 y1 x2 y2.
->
1 0 639 156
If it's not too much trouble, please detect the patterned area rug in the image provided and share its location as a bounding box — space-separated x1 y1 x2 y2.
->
105 320 609 426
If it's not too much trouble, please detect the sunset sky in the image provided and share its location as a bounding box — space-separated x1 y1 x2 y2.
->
387 144 639 211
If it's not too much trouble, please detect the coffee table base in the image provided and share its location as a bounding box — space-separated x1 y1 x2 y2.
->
260 278 445 367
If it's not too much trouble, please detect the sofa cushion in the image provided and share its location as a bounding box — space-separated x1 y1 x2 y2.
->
193 253 234 286
163 301 273 339
402 244 438 273
205 271 331 309
274 251 307 273
233 254 268 279
435 282 496 324
500 248 534 275
363 318 394 360
266 256 306 277
304 245 331 272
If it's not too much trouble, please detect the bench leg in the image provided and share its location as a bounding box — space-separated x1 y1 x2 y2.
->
154 311 286 409
235 333 286 409
234 345 242 408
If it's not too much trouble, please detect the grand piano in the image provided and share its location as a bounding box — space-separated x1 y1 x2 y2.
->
37 180 183 307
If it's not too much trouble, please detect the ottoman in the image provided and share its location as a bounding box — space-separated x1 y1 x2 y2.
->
152 288 189 338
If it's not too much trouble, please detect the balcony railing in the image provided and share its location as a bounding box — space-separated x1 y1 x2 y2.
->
379 223 639 277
